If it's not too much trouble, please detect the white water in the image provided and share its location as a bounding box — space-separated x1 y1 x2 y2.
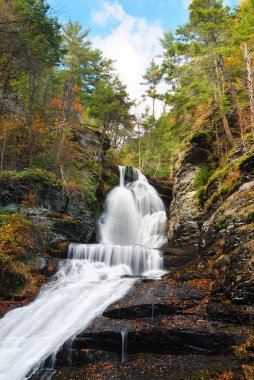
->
0 166 167 380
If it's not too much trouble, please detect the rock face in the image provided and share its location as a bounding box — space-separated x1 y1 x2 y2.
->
32 247 253 380
168 135 254 322
201 181 254 321
147 176 173 211
0 127 111 302
168 136 212 247
74 128 110 157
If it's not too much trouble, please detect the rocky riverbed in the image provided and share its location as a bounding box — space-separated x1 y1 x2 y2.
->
31 246 253 380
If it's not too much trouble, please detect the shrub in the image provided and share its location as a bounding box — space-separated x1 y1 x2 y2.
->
0 168 61 189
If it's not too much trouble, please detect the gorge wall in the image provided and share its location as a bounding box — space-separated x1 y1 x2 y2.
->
168 131 254 323
0 127 115 304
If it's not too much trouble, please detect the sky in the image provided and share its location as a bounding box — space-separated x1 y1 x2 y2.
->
48 0 239 113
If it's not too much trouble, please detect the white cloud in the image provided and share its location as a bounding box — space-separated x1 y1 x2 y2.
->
182 0 191 9
92 2 165 115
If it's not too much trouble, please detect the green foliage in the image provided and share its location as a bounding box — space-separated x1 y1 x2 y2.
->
194 167 213 189
120 110 183 177
207 166 229 188
246 211 254 224
194 166 214 205
64 165 98 208
33 153 58 171
0 168 61 188
0 207 12 216
237 150 254 171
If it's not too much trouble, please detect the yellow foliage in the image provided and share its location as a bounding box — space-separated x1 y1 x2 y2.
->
0 215 39 257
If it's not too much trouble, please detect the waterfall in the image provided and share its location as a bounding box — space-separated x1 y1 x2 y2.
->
0 167 167 380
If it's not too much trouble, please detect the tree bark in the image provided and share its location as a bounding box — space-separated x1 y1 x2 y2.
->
213 61 235 146
217 54 247 142
243 43 254 139
0 126 7 171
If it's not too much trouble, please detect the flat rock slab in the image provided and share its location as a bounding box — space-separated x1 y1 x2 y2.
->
32 353 252 380
32 248 254 379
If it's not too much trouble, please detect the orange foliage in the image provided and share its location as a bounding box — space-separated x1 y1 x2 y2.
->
0 215 39 257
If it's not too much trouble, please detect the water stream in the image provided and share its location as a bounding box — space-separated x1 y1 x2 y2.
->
0 166 167 380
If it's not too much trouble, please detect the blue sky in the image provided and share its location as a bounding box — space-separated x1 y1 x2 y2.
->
48 0 239 35
48 0 239 110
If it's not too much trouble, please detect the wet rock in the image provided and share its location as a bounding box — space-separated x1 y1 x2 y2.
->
146 176 173 210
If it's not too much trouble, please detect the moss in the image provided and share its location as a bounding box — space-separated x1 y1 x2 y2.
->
219 182 241 197
217 215 232 230
0 214 41 257
210 193 219 205
196 186 207 205
189 130 211 147
0 206 12 216
237 150 254 172
0 214 45 299
54 218 81 229
207 166 229 188
0 262 28 297
194 167 213 189
0 168 61 189
246 212 254 224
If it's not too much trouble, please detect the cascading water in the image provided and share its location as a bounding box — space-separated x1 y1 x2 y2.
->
0 166 167 380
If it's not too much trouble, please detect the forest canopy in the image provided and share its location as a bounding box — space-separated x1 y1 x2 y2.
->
0 0 254 178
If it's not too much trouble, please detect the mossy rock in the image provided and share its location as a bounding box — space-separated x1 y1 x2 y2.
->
246 212 254 224
189 130 211 148
238 151 254 172
0 262 28 298
48 241 70 259
0 169 61 205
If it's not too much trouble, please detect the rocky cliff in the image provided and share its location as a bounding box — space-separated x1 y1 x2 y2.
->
0 127 113 305
168 132 254 323
168 131 212 247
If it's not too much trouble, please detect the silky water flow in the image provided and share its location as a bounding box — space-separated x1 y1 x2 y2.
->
0 166 167 380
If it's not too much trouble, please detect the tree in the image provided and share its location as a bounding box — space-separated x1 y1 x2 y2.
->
142 59 162 118
232 0 254 138
88 76 134 159
160 0 244 146
0 0 63 119
0 0 63 170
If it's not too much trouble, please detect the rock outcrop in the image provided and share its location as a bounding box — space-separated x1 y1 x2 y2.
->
0 127 111 302
31 247 253 380
168 134 254 322
168 132 212 246
201 180 254 321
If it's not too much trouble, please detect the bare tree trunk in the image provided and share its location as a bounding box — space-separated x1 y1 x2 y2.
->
56 119 68 165
141 133 151 173
214 122 220 157
217 55 247 142
213 62 235 146
97 123 109 162
0 126 7 171
154 159 161 176
137 121 141 171
152 97 155 119
243 43 254 139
